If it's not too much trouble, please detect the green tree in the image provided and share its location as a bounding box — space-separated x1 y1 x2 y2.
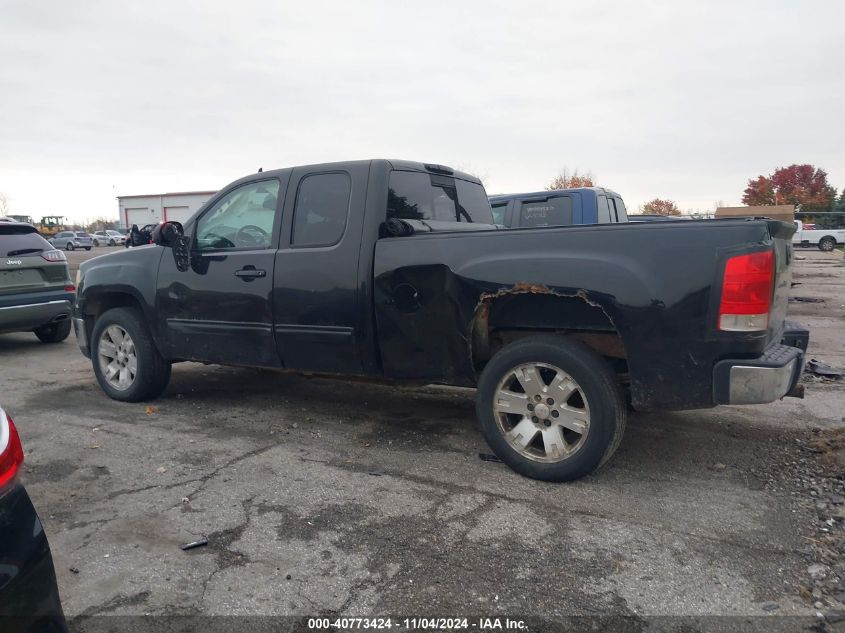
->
834 189 845 212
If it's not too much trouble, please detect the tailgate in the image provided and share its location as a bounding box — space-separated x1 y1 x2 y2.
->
0 255 69 296
766 220 796 345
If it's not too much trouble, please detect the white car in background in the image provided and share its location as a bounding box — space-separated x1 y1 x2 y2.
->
92 230 127 246
793 219 845 252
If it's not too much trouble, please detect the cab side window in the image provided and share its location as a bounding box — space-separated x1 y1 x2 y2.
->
491 202 508 225
597 196 612 223
195 179 280 251
612 197 628 222
292 172 351 247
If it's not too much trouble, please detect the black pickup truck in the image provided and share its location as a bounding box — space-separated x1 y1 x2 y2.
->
73 159 808 482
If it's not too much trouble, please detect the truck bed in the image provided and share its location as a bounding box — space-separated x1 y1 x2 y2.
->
373 218 796 409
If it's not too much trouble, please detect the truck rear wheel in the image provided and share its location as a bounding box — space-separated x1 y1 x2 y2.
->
819 236 836 252
476 335 625 482
91 307 171 402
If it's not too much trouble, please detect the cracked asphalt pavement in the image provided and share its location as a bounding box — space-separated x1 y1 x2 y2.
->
1 248 844 622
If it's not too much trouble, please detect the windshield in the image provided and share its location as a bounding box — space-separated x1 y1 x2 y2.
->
387 171 493 225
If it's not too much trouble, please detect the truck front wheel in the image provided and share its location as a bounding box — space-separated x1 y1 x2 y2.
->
91 307 171 402
476 335 625 482
819 237 836 252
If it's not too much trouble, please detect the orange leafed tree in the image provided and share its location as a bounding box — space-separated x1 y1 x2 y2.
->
639 198 681 216
742 164 836 212
547 168 595 190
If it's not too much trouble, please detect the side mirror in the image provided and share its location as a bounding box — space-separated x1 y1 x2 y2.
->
151 222 191 272
151 221 184 246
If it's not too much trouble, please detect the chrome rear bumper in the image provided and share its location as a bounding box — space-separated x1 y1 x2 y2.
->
713 325 808 405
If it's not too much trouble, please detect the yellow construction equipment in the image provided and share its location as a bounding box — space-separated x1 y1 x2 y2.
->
38 216 65 237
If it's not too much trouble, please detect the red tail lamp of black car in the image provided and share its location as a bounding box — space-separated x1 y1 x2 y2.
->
718 250 774 332
0 408 25 489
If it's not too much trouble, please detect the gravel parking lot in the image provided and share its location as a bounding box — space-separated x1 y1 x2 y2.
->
2 247 844 625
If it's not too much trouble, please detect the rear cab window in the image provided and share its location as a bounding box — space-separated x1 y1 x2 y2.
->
0 224 52 257
387 171 494 225
519 196 573 228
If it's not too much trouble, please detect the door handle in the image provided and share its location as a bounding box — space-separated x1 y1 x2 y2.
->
234 266 266 280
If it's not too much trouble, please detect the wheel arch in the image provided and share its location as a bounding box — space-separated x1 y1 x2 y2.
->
79 289 157 354
470 287 628 377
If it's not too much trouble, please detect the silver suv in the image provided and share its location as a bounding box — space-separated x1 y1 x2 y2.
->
49 231 93 251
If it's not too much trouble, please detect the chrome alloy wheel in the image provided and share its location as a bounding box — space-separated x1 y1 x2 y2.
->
98 325 137 391
493 362 591 463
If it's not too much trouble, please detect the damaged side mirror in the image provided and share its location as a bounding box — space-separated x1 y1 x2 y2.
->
151 221 191 272
151 221 184 247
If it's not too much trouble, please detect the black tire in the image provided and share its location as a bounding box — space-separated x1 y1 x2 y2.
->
66 242 74 251
91 307 171 402
93 239 100 247
109 239 116 246
34 320 71 343
85 247 92 251
476 335 626 482
819 237 836 252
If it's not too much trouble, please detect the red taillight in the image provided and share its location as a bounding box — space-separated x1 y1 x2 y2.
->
0 410 24 489
41 249 67 262
718 250 774 331
64 284 76 292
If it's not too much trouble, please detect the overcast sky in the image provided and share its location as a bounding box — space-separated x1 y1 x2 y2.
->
1 0 843 222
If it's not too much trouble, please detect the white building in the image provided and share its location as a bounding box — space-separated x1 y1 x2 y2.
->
117 190 217 228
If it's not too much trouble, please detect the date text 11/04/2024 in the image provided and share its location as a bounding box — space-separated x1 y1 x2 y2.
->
307 617 528 630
